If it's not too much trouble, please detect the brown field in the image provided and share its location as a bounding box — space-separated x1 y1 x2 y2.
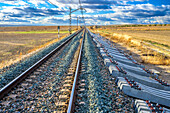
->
101 26 170 46
0 25 77 32
96 25 170 46
0 26 77 69
89 25 170 83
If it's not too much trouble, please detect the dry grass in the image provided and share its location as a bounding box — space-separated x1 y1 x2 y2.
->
90 25 170 65
112 30 170 48
0 33 68 69
0 26 76 69
90 25 170 83
97 26 170 46
0 26 77 32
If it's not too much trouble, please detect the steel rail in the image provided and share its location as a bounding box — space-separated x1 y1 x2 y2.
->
0 28 84 99
67 30 85 113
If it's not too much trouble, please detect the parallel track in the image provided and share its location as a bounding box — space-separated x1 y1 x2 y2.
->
67 31 84 113
90 28 170 112
67 29 84 113
67 29 134 113
2 27 165 112
0 28 83 99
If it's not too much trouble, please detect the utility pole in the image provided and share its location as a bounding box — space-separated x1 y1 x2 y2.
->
77 17 79 30
69 7 86 34
58 26 60 38
69 7 72 34
48 0 86 34
79 0 86 26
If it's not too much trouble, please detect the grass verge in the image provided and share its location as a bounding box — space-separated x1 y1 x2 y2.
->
91 28 170 65
0 30 69 34
0 33 69 69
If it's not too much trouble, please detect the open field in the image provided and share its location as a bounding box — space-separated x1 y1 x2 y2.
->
0 26 77 32
90 25 170 60
0 31 69 34
98 28 170 58
0 26 78 69
96 26 170 50
104 30 170 47
89 25 170 83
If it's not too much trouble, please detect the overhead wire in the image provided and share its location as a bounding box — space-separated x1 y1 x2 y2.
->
47 0 58 9
47 0 68 13
79 0 86 26
47 0 86 26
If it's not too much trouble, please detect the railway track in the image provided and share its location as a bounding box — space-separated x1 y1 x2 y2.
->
0 28 134 112
1 27 169 113
90 29 170 112
70 29 134 112
0 28 84 112
0 29 82 90
52 29 133 112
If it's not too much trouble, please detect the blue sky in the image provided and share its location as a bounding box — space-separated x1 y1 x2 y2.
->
0 0 169 26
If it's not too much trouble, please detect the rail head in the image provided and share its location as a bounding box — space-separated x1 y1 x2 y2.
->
0 28 84 99
67 30 85 113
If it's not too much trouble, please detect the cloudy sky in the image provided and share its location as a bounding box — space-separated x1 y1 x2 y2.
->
0 0 169 26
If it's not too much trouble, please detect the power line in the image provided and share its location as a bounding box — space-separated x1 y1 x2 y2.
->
47 0 68 13
79 0 86 26
47 0 59 9
47 0 86 32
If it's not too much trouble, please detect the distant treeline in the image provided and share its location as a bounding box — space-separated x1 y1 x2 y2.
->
90 24 170 29
0 26 77 32
111 24 170 27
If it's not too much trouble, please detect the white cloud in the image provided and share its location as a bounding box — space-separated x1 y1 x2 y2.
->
48 0 79 10
0 0 28 6
27 0 47 7
0 0 169 25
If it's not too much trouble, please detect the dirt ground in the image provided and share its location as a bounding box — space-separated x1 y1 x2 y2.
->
0 33 66 63
0 33 67 68
0 26 78 68
0 26 77 32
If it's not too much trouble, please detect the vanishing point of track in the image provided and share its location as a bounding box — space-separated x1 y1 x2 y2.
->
0 28 84 112
0 28 134 112
2 27 166 113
